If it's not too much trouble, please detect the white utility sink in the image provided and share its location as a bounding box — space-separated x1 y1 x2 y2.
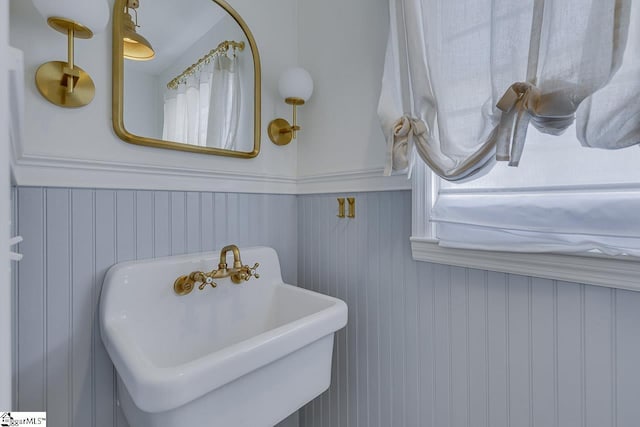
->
100 246 347 427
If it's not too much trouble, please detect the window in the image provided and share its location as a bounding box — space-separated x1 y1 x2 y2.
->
379 0 640 289
410 128 640 290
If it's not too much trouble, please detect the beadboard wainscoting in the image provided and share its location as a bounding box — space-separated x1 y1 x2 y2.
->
297 191 640 427
11 187 640 427
12 187 299 427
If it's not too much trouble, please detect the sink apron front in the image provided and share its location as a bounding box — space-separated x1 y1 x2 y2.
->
100 247 347 427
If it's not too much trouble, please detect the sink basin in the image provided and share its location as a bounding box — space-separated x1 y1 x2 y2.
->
99 246 347 427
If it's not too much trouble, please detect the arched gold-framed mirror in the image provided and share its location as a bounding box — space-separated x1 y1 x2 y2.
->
112 0 261 158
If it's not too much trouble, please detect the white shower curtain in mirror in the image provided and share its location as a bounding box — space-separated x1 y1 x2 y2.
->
378 0 639 181
163 55 240 149
207 55 240 150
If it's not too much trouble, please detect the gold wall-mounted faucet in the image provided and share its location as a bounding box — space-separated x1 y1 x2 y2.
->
174 245 260 296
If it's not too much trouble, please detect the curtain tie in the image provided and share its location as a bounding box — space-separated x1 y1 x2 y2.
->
495 82 541 166
384 115 427 176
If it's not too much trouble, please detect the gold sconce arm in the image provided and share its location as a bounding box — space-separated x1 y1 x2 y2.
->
268 97 305 146
63 25 78 94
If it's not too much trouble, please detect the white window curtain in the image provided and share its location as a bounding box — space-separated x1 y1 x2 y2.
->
431 190 640 257
379 0 639 181
163 54 240 149
380 0 640 256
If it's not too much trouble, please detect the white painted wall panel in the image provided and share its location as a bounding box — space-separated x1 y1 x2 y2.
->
556 282 583 427
13 188 640 426
486 270 509 427
94 190 117 427
616 291 640 426
13 187 298 426
16 188 46 410
45 189 72 425
467 268 489 427
135 191 154 260
0 0 11 407
11 187 18 406
298 191 640 427
69 189 95 427
530 278 556 427
297 0 389 178
584 285 615 427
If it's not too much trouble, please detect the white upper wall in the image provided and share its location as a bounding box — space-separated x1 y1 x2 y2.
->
9 0 409 194
296 0 390 178
9 0 300 193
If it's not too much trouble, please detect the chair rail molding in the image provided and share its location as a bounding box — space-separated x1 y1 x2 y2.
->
10 146 411 195
296 168 411 194
10 152 300 194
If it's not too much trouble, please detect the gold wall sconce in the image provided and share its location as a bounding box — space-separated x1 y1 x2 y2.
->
32 0 110 108
122 0 155 61
268 67 314 146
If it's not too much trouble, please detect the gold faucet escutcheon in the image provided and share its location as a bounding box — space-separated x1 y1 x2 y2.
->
174 245 260 296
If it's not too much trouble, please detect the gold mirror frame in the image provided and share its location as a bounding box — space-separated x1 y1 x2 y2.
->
112 0 261 158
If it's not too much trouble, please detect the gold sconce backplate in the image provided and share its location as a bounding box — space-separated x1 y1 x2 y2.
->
35 61 96 108
268 118 294 146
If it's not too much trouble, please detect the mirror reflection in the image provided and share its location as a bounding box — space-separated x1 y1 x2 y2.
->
117 0 258 155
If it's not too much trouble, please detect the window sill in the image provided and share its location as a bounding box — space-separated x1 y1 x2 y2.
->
411 237 640 292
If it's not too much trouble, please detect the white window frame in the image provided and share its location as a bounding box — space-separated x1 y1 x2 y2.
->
410 161 640 292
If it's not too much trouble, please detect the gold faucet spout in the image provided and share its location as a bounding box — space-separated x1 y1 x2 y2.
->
219 244 243 270
173 244 260 295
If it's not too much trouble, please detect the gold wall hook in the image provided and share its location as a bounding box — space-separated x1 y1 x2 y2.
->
347 197 355 218
337 198 346 218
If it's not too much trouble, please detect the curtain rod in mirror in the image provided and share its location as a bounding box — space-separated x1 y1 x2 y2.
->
167 40 245 90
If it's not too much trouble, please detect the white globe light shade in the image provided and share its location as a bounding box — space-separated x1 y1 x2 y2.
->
32 0 110 34
278 67 314 102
